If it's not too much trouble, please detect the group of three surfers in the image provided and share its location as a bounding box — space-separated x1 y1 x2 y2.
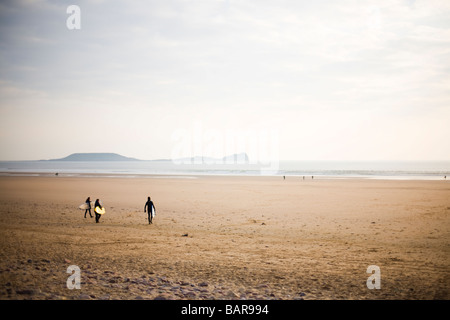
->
82 196 156 224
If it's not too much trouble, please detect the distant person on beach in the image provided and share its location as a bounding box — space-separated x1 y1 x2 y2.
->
94 199 103 223
84 197 92 218
144 196 156 224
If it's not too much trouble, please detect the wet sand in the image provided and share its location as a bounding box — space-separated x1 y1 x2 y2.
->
0 175 449 300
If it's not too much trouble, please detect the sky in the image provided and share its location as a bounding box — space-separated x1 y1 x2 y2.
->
0 0 450 161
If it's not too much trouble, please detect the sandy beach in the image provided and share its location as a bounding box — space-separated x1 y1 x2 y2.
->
0 175 448 300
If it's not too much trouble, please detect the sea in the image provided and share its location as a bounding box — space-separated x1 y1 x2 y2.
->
0 160 449 180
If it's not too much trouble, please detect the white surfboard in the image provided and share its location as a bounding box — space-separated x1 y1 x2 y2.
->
79 202 91 210
151 206 155 218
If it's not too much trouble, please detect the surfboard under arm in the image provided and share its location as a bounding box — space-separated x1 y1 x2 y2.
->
79 203 90 210
95 206 105 214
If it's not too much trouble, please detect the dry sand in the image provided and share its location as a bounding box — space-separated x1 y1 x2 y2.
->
0 175 449 300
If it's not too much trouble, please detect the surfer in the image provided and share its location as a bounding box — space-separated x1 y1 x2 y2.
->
144 196 156 224
84 197 92 218
94 199 103 223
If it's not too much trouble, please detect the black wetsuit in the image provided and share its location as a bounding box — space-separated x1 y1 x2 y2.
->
84 198 92 218
94 200 103 223
144 200 155 224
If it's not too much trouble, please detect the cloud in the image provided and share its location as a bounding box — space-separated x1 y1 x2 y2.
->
0 0 449 160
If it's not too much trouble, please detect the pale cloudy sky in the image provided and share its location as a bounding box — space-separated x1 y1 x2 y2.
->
1 0 449 161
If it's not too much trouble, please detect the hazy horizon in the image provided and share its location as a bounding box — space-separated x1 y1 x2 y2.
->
1 1 450 162
2 151 450 163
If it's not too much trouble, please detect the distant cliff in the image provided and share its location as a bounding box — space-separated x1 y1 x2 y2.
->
49 153 140 161
48 152 249 163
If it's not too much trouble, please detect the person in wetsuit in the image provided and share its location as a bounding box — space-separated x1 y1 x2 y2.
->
84 197 92 218
144 196 156 224
94 199 103 223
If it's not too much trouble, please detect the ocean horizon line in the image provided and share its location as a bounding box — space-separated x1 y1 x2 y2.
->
1 158 450 163
0 159 449 181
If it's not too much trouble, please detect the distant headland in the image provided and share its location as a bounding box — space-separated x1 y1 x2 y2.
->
46 152 250 163
48 153 140 161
